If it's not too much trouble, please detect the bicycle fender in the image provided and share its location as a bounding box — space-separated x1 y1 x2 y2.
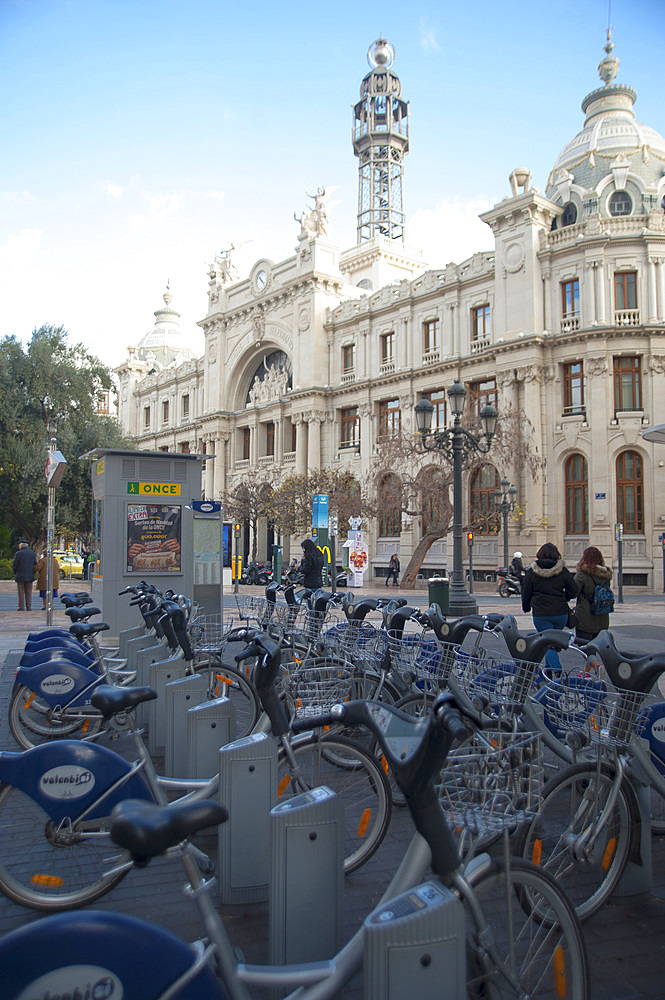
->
20 646 94 668
14 661 102 709
0 909 225 1000
0 741 153 824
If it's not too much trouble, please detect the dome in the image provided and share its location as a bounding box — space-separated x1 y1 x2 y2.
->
136 285 198 369
546 33 665 206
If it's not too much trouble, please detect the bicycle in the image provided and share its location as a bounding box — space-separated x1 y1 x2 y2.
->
0 690 590 1000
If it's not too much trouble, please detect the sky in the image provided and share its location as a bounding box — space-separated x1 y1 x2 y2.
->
2 0 664 370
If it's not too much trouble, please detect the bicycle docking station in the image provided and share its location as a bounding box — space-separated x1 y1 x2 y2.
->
147 654 189 755
614 750 653 903
270 786 344 971
364 881 466 1000
165 672 209 775
186 697 235 779
218 733 278 904
116 624 150 661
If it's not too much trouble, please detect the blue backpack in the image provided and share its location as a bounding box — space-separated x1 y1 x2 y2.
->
590 582 614 615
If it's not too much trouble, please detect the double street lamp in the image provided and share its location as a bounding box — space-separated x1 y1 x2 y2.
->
494 477 518 570
415 380 498 616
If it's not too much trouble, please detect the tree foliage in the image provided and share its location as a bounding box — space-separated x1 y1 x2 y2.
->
269 468 375 539
221 478 275 559
0 325 130 546
371 405 542 588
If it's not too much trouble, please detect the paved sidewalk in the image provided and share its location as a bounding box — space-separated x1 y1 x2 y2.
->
0 585 665 996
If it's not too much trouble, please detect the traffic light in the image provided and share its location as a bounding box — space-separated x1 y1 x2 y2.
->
234 522 241 538
467 531 474 546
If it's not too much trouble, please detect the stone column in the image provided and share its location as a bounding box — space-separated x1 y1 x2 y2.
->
658 259 665 323
594 261 606 325
294 414 306 474
542 271 551 333
585 260 596 326
204 437 215 499
306 413 323 469
648 257 659 323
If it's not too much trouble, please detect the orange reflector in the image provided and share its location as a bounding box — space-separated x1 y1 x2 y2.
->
23 691 36 710
31 874 63 887
381 755 389 775
323 725 330 733
602 837 617 871
532 839 542 865
357 808 371 838
82 719 90 733
277 775 291 798
553 943 567 997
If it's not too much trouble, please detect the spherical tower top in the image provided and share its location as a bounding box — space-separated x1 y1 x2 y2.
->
367 37 395 69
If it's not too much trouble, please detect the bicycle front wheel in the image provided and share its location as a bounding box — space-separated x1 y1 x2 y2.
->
8 683 103 750
277 734 392 874
463 856 589 999
514 761 631 922
198 660 261 739
0 783 130 911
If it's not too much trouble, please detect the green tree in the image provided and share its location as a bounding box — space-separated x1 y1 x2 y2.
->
269 469 375 539
0 325 130 544
221 478 275 560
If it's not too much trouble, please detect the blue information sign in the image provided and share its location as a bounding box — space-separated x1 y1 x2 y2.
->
191 500 222 513
312 494 329 528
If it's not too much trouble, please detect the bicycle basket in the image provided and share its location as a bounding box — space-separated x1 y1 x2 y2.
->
235 595 270 622
456 654 542 708
323 623 389 670
281 657 353 719
188 612 237 653
440 731 543 836
537 676 652 748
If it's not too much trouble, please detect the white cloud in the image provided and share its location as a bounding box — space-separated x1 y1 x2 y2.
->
104 182 124 200
0 190 37 204
408 197 495 267
418 18 440 53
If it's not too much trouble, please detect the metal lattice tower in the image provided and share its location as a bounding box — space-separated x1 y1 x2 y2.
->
353 38 409 244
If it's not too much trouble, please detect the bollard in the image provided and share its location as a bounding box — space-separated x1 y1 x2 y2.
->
187 697 235 779
147 655 188 755
165 672 209 776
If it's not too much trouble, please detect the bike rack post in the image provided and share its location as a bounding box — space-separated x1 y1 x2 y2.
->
117 625 149 661
269 786 343 967
613 770 653 902
186 697 235 778
218 733 277 904
132 641 169 726
147 655 188 755
364 881 466 1000
165 672 209 776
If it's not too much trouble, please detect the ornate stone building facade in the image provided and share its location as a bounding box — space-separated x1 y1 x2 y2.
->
116 34 665 588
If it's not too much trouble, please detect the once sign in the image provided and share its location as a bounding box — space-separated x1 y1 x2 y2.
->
127 482 182 496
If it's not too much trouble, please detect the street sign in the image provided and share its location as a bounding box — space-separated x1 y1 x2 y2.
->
312 494 329 528
45 450 67 488
191 500 222 513
615 523 624 541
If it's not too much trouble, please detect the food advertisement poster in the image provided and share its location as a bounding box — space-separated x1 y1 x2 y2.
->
126 504 182 574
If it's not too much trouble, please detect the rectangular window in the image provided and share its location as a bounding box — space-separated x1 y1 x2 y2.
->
381 332 395 363
614 272 637 311
242 427 250 461
613 356 642 411
468 378 497 416
563 361 585 416
266 421 275 457
379 398 401 438
162 400 169 425
97 391 110 414
342 344 354 373
290 420 297 452
179 442 190 453
421 389 447 430
143 405 150 430
181 393 190 419
472 305 491 341
340 407 360 448
423 319 439 353
561 279 580 318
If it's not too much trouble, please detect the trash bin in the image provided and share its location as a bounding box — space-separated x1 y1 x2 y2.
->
428 576 449 614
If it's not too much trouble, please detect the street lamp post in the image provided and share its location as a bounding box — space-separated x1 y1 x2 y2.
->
415 380 497 616
493 477 518 570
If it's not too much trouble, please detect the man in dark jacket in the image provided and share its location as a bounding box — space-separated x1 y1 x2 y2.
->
12 540 37 611
521 542 578 672
300 538 324 590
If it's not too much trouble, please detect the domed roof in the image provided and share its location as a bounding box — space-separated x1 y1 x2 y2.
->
136 284 198 369
547 32 665 201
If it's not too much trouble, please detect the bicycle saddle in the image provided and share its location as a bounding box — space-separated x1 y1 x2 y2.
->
69 621 110 641
585 629 665 693
60 593 93 607
494 615 571 662
90 684 157 717
66 606 101 622
110 799 228 863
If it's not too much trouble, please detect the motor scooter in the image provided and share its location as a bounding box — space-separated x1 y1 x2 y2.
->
497 567 522 598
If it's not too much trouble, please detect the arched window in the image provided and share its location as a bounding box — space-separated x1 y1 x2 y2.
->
418 467 448 535
565 454 588 534
469 464 499 534
561 202 578 227
378 473 401 537
609 191 633 217
616 451 643 533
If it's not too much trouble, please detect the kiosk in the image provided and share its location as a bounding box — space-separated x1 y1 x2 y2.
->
82 448 205 636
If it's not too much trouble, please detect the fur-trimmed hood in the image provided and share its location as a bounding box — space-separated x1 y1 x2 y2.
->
529 556 566 578
576 562 612 581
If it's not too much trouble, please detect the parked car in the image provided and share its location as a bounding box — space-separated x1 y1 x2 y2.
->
57 554 84 579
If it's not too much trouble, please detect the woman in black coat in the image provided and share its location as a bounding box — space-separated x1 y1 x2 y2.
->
521 542 578 672
300 538 324 590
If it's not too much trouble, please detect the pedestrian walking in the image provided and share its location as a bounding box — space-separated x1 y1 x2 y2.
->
36 553 61 610
385 553 400 587
12 540 38 611
574 546 614 642
82 546 91 581
521 542 578 673
300 538 324 590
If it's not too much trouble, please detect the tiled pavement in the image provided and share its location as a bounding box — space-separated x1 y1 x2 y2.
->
1 582 665 996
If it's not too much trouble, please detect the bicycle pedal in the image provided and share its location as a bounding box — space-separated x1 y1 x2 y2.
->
196 855 216 878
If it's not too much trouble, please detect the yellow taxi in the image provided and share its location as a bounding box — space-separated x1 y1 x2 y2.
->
54 552 85 578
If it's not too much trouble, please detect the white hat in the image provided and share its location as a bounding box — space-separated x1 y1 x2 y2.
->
513 551 523 559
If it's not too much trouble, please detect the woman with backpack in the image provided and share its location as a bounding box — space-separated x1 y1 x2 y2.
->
521 542 578 673
574 546 614 642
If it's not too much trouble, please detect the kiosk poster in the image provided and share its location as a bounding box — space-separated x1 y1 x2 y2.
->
126 504 182 574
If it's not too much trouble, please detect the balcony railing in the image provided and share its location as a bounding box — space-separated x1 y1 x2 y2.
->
341 371 356 385
614 309 640 327
283 451 296 464
471 337 490 355
560 315 580 334
422 348 440 366
379 360 395 375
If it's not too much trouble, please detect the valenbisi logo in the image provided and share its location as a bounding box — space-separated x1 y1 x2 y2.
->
40 674 76 695
15 965 122 1000
39 765 95 801
650 718 665 743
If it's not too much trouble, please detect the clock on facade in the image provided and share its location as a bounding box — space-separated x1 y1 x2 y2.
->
255 269 268 291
